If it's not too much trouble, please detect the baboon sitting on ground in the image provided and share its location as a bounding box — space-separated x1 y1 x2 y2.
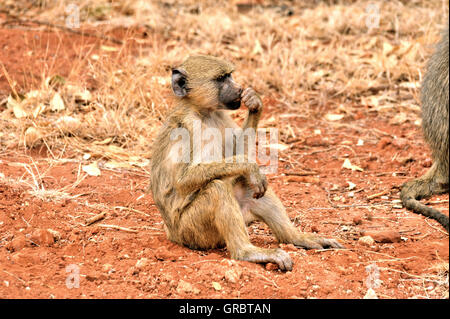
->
150 55 343 271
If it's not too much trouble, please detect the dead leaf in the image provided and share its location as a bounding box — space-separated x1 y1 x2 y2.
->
50 92 65 111
325 113 344 121
347 181 356 190
24 127 44 147
55 116 81 133
104 161 133 169
252 39 263 55
7 95 27 118
82 162 101 176
94 137 113 145
342 159 364 172
212 282 222 291
100 45 119 52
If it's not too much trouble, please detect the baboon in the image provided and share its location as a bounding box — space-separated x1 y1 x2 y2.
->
150 55 343 271
400 27 449 232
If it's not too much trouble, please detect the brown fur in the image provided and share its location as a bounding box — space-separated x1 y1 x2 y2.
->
150 55 343 271
400 27 449 231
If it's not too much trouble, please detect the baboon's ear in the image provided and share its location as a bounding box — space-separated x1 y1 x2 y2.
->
172 68 188 97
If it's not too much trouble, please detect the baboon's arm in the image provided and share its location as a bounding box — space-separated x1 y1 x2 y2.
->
175 155 259 195
242 109 262 131
241 87 263 131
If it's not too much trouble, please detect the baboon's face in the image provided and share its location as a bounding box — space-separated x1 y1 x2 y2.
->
216 73 242 110
171 55 243 111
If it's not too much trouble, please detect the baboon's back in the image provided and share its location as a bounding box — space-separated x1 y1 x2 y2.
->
421 27 449 174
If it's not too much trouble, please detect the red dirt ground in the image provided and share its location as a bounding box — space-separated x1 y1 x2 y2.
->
0 25 448 299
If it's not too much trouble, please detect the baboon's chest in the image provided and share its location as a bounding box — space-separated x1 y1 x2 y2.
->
200 112 239 158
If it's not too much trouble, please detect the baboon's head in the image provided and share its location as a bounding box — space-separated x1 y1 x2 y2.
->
171 55 243 111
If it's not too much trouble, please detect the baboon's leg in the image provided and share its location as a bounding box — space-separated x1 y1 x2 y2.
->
247 188 344 249
401 162 449 231
176 180 292 270
403 162 449 200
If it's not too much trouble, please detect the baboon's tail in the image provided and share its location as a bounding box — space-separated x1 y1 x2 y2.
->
400 180 449 232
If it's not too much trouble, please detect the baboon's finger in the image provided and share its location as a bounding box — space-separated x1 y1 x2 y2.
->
320 238 345 249
268 249 293 271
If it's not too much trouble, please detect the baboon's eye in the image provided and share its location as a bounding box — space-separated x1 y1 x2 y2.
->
216 73 230 82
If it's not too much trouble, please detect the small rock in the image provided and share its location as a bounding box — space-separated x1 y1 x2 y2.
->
265 263 278 271
126 267 138 276
212 281 222 291
176 280 194 294
224 269 242 283
102 263 114 273
362 230 402 243
377 137 391 150
363 288 378 299
311 225 319 233
47 229 61 241
9 235 27 251
353 216 363 225
120 253 130 260
358 236 375 246
31 229 54 246
11 252 40 265
154 247 177 261
135 258 149 270
391 138 407 149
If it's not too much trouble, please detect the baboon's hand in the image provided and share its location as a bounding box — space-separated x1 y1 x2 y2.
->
293 233 344 250
247 165 268 199
241 87 263 113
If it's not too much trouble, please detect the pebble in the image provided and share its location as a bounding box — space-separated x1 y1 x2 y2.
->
102 263 114 273
31 229 55 246
352 216 363 225
362 230 401 243
135 258 149 270
224 269 242 283
358 236 375 246
363 288 378 299
176 280 194 294
154 246 177 261
377 137 391 150
9 235 27 251
265 263 278 271
47 229 61 241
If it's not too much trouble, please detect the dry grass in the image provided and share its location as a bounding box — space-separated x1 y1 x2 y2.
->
0 0 448 161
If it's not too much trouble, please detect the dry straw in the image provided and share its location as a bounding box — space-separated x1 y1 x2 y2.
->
0 0 448 163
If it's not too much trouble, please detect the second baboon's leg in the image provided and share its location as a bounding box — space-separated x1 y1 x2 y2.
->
404 162 449 200
401 162 449 230
248 188 344 249
177 180 293 270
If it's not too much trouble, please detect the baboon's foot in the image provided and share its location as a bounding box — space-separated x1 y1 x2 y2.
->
238 247 293 271
292 233 344 249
